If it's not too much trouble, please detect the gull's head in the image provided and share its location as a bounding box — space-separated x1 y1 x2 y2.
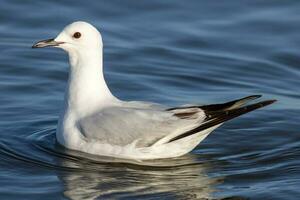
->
32 21 103 54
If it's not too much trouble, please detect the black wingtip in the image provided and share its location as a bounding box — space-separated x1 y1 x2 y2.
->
198 94 264 112
168 99 276 143
236 94 262 102
249 94 262 99
259 99 277 107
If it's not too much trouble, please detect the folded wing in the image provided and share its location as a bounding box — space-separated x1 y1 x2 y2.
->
78 105 205 147
79 95 276 148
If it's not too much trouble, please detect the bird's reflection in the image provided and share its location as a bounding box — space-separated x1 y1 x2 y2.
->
24 130 221 199
55 149 221 200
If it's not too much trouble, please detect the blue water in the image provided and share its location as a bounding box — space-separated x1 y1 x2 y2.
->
0 1 300 199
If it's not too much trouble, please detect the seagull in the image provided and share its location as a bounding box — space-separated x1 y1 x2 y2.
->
32 21 276 160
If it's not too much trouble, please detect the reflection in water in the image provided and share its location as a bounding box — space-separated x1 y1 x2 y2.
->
58 155 219 200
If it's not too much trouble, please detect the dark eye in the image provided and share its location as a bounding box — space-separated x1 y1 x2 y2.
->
73 32 81 39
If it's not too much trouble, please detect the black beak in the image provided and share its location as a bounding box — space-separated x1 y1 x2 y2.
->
32 38 64 48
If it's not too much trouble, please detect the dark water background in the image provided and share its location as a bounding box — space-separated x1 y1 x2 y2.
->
0 1 300 199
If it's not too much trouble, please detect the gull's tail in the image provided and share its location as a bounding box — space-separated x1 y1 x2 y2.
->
167 95 276 143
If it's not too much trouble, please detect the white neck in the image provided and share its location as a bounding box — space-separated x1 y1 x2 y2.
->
63 46 118 117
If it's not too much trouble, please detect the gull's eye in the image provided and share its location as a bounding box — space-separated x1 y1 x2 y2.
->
73 32 81 39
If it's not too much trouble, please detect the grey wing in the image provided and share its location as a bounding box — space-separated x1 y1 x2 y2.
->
79 95 275 148
78 106 205 147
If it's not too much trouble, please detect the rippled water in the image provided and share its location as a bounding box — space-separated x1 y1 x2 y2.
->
0 1 300 199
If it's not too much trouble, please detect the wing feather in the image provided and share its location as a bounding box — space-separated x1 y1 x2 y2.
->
79 105 205 147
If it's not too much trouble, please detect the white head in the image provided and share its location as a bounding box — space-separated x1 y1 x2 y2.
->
33 21 116 110
32 21 103 55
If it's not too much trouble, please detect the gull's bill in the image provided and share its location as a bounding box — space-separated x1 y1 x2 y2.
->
32 38 64 48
